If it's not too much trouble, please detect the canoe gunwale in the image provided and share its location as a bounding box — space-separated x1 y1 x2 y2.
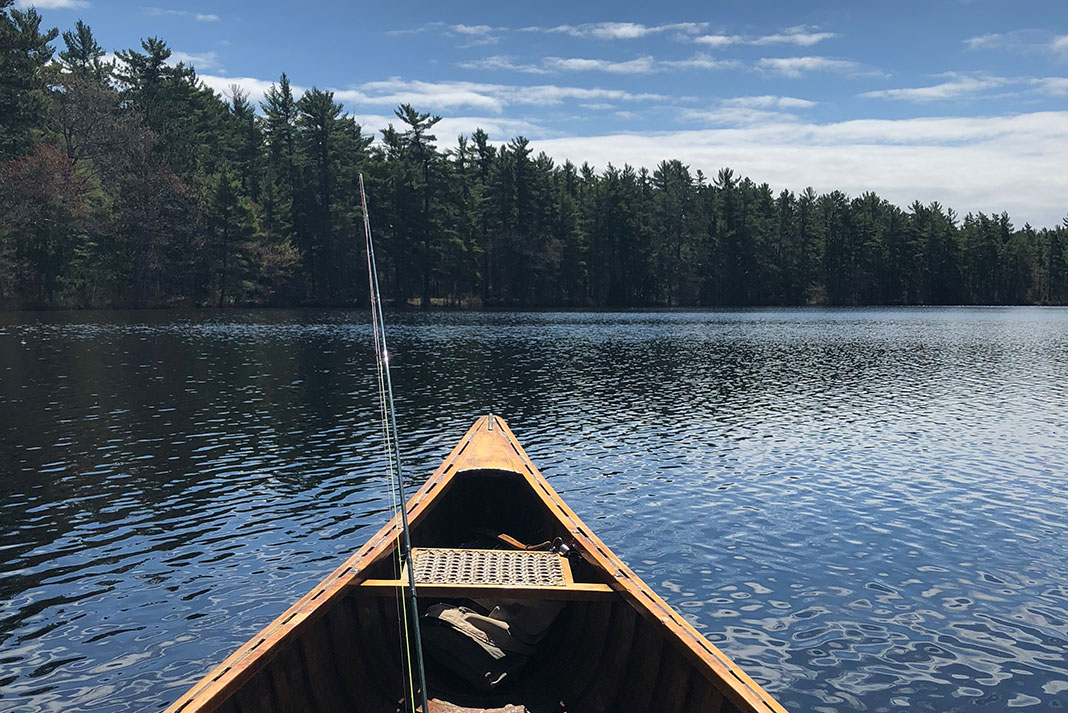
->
163 416 788 713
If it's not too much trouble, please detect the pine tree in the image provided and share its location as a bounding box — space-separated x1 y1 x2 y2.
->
394 104 443 307
59 20 110 82
227 86 261 202
261 74 300 253
0 2 57 156
203 167 261 306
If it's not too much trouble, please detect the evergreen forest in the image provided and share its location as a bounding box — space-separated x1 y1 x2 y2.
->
2 6 1067 310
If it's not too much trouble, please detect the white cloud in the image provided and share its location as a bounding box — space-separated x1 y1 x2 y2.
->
170 50 220 70
349 113 546 141
861 73 1068 102
466 82 665 107
1032 77 1068 95
693 34 744 48
682 106 796 126
662 55 740 70
146 7 219 22
198 75 306 105
458 56 548 74
682 95 817 126
726 95 817 109
197 75 665 113
546 22 708 40
788 116 1033 145
694 26 836 49
14 0 87 7
390 21 835 50
440 116 548 139
333 79 665 114
449 24 500 46
965 33 1005 50
757 56 864 77
965 29 1068 57
453 24 493 36
467 53 738 75
337 80 505 112
751 26 837 46
861 74 1009 101
529 112 1068 227
544 56 657 74
386 22 502 46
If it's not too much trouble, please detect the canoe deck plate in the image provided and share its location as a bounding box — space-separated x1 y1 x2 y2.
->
411 547 570 587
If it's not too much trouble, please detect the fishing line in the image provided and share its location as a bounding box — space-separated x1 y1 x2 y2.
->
361 174 430 713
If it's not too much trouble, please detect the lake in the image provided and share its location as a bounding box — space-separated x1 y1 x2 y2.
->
1 308 1067 713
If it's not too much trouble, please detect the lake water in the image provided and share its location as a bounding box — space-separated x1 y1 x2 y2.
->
1 308 1067 713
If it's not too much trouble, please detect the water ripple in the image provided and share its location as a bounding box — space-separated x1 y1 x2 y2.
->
1 308 1067 712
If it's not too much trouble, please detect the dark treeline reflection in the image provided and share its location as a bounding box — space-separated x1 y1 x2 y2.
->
3 8 1068 310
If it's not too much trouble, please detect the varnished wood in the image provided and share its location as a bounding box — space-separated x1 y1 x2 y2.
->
356 579 616 601
657 647 693 713
697 679 726 713
615 613 665 713
272 646 310 713
543 600 590 685
298 620 349 713
324 601 369 709
357 596 405 707
230 670 276 713
581 603 638 712
164 415 789 713
562 602 614 703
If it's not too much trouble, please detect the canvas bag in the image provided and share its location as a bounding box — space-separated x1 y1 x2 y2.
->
422 601 563 690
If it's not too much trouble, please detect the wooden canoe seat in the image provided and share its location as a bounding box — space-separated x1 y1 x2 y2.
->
358 547 616 600
413 548 570 586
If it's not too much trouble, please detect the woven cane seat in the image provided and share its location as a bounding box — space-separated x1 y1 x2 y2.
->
411 548 569 587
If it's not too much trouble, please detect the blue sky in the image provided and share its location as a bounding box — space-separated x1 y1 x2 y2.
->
20 0 1068 227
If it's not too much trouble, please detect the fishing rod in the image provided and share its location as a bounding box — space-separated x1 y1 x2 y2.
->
359 173 429 713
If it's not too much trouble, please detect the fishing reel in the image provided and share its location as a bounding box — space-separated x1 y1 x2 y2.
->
551 537 574 557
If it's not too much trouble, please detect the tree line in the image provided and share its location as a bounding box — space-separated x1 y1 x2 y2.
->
2 6 1067 309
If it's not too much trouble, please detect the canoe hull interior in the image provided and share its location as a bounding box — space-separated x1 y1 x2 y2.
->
203 587 749 713
165 417 787 713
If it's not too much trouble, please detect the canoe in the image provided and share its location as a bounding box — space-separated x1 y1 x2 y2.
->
165 415 789 713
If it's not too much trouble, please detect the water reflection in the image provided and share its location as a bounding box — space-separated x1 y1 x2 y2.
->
1 308 1067 712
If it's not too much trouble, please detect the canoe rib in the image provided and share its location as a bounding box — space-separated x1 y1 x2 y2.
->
164 416 789 713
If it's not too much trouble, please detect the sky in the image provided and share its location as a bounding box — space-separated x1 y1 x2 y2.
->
19 0 1068 227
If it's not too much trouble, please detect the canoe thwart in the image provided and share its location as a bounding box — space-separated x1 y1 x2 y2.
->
357 580 617 601
356 546 617 600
